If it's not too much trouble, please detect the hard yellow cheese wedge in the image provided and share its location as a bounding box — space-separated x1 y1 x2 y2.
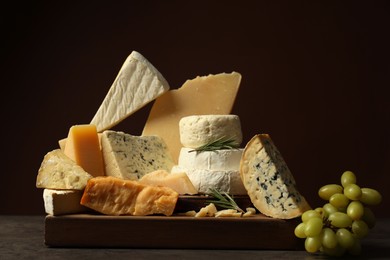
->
63 124 105 177
81 176 178 216
142 72 241 163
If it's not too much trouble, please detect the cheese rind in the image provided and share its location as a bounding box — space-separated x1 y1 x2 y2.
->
91 51 170 132
138 170 198 195
171 166 247 195
179 115 242 148
101 130 175 180
178 147 243 171
63 124 105 177
240 134 311 219
142 72 241 163
43 189 88 215
80 176 178 216
36 149 93 190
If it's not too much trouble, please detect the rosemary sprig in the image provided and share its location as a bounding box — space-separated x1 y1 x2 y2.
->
189 136 239 153
206 188 245 213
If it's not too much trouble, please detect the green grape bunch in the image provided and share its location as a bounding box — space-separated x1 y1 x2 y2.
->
294 170 382 257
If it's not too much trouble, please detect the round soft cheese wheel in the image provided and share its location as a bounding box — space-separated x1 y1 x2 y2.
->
171 165 247 195
178 147 243 171
179 115 242 148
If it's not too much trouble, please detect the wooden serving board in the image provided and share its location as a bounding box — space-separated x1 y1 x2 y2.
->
45 213 303 250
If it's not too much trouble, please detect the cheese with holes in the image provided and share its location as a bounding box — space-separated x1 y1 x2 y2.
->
101 130 175 180
171 166 246 195
63 124 105 177
240 134 311 219
36 149 93 190
179 115 242 149
43 189 88 215
90 51 170 132
178 148 243 171
80 176 178 216
142 72 241 163
138 170 197 195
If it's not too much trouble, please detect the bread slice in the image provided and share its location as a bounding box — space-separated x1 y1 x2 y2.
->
240 134 311 219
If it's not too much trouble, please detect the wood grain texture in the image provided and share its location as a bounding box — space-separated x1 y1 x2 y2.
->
45 214 302 249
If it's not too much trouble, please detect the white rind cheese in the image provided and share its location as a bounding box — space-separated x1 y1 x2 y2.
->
178 147 243 171
240 134 311 219
36 149 93 190
101 130 175 180
43 189 88 216
172 165 247 195
91 51 170 132
179 115 242 148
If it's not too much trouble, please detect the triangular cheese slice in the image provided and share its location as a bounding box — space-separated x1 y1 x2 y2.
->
142 72 241 163
240 134 311 219
91 51 170 132
36 149 93 190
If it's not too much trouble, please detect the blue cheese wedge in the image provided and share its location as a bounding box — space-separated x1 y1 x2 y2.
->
91 51 170 132
240 134 311 219
101 130 175 180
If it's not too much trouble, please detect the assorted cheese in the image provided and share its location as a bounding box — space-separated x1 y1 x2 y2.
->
35 51 312 221
36 149 93 190
90 51 170 132
240 134 311 219
80 176 179 216
101 130 174 180
142 72 242 163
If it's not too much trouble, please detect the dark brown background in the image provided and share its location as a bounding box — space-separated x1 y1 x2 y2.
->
1 1 389 216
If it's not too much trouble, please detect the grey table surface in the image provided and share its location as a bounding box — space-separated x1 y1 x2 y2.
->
1 215 389 260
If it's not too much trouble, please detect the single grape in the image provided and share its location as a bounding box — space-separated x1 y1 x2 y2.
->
314 207 324 217
344 183 362 200
305 236 322 253
301 209 321 222
328 212 353 228
304 217 323 237
336 228 355 249
329 193 349 208
362 207 376 228
347 201 364 220
294 222 307 238
352 219 369 238
323 203 338 217
341 170 357 187
360 188 382 205
318 184 343 200
321 227 338 249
